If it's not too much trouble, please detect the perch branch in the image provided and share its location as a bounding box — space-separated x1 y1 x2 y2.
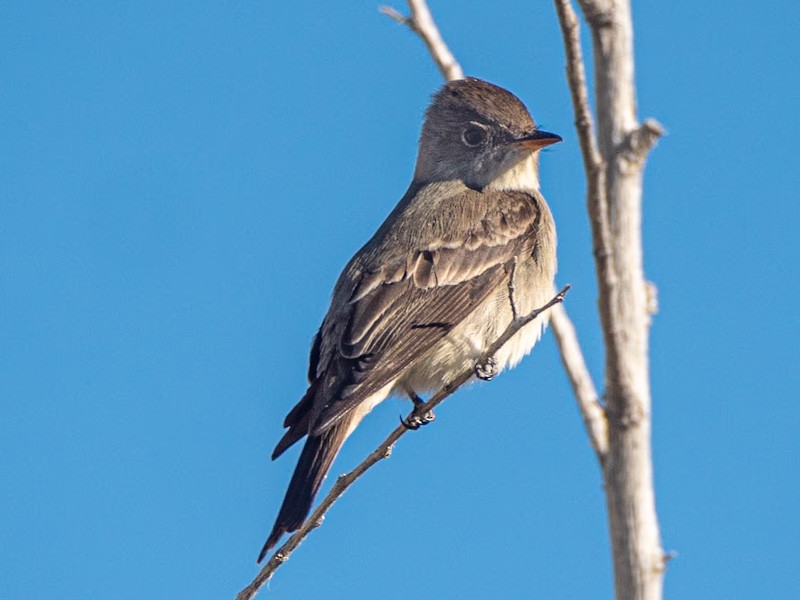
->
236 287 571 600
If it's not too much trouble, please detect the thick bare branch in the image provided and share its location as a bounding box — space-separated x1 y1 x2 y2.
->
557 0 666 598
549 303 608 458
380 1 463 81
236 288 570 600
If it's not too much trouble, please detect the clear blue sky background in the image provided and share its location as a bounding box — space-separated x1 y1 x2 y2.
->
2 2 798 599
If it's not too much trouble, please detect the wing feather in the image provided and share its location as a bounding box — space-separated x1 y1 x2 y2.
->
306 185 544 434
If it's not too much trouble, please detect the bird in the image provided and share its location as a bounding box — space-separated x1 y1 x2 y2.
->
258 77 561 562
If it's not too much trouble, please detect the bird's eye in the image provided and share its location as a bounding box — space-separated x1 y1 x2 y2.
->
461 125 487 147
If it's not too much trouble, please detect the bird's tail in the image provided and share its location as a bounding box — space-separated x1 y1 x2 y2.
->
257 419 350 563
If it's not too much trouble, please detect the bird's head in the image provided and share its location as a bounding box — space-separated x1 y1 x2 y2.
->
414 77 561 192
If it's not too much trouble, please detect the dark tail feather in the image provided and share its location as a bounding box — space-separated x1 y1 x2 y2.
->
257 419 350 563
271 382 319 460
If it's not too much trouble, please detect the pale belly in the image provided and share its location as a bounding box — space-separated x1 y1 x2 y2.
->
397 254 555 394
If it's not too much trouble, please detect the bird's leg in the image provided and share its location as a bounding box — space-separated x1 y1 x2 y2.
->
475 256 518 382
400 385 435 430
507 256 520 321
474 356 498 381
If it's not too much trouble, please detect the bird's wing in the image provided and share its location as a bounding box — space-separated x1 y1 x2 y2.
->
306 184 545 434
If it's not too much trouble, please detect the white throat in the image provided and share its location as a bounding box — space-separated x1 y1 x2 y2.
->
485 153 540 192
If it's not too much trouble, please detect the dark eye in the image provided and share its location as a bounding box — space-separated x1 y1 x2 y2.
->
461 125 487 147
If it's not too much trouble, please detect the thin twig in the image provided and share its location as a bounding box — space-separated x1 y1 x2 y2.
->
553 0 601 170
549 0 615 464
507 256 520 321
553 0 616 310
380 0 464 81
549 303 608 459
235 287 570 600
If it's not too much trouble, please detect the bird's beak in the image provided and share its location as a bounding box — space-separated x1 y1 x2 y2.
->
513 129 562 151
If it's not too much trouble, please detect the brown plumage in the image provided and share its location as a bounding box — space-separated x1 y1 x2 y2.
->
258 78 560 562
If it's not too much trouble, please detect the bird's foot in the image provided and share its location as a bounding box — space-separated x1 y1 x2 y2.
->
400 390 435 430
475 356 498 381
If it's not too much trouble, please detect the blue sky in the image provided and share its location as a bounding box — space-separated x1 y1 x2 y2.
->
2 2 799 599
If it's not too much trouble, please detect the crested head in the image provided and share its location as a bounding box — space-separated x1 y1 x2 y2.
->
427 78 536 137
413 77 560 192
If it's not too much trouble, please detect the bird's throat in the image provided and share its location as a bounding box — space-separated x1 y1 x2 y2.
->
485 154 540 192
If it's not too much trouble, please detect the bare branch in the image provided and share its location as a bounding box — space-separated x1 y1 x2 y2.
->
380 0 464 81
379 4 410 25
553 0 616 322
507 256 520 321
549 303 608 459
558 0 666 597
236 288 570 600
553 0 601 170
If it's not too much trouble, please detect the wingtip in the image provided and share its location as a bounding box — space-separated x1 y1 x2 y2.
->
256 529 282 564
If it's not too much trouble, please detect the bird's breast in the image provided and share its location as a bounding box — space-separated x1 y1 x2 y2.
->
399 214 556 393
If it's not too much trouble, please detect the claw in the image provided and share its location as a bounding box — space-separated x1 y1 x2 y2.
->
400 414 422 430
475 356 498 381
400 387 435 430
